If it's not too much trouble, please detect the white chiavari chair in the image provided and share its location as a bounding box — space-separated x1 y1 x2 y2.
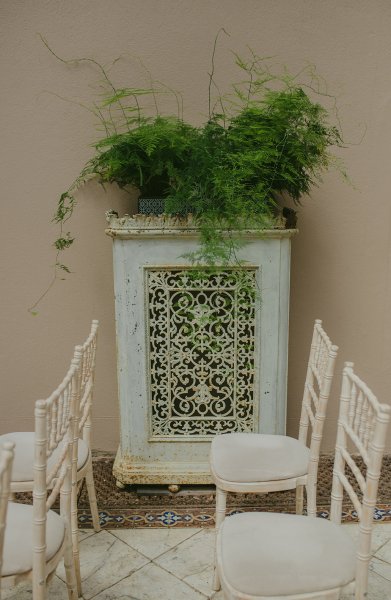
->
210 319 338 590
216 362 390 600
1 354 81 599
0 321 100 596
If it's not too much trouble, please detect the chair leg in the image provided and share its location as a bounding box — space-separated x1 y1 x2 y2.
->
32 568 47 600
213 487 227 592
71 480 82 596
295 484 304 515
85 455 101 532
64 524 79 600
355 554 370 600
306 479 317 518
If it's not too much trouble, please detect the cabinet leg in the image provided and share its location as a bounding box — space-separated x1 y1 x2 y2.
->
168 484 181 493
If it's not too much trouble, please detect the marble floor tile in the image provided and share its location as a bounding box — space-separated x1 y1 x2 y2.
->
79 528 98 542
370 524 391 554
2 575 69 600
154 529 215 596
92 562 207 600
57 530 149 600
366 571 391 599
111 527 201 559
343 522 391 554
374 535 391 564
370 557 391 583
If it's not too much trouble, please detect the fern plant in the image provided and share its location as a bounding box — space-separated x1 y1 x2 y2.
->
89 116 199 197
55 55 345 262
163 87 343 262
29 41 346 312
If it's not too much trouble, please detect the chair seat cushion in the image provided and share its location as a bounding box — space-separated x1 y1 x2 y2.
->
219 512 356 596
2 502 65 576
0 432 89 483
210 433 311 483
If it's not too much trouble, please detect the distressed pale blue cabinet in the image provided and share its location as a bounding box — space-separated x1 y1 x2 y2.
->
106 214 296 487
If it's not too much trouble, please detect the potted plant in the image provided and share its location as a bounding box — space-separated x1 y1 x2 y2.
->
35 40 345 306
89 115 199 214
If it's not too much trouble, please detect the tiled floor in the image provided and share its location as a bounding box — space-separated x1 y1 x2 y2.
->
3 523 391 599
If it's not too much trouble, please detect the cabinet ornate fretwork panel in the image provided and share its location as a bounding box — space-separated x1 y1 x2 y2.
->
146 267 257 439
106 214 296 486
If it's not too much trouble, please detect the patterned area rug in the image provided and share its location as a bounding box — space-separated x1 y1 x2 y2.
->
74 454 391 528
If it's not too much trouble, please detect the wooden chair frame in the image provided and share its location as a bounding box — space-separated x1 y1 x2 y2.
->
216 362 391 600
329 362 391 599
211 320 338 590
1 357 81 600
1 321 100 597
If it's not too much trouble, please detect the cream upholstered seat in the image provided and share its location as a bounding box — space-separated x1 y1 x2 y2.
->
219 512 356 597
0 432 89 483
2 504 65 577
211 320 338 590
216 363 391 600
211 433 310 483
1 356 81 600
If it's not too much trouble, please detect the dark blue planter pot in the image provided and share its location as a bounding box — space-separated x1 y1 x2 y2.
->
138 198 194 216
137 198 166 215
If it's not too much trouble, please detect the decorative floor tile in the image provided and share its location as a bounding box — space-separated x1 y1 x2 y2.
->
91 562 207 599
79 508 215 529
111 527 202 559
154 529 215 596
71 454 391 530
79 504 391 529
15 455 391 531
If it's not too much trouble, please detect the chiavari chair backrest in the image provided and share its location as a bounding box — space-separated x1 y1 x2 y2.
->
77 320 99 445
330 362 391 599
40 352 81 494
298 319 338 450
30 351 81 595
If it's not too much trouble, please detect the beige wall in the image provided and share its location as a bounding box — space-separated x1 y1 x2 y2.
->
1 0 390 452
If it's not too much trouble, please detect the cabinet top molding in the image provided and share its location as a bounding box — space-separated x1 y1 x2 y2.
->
105 212 298 240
